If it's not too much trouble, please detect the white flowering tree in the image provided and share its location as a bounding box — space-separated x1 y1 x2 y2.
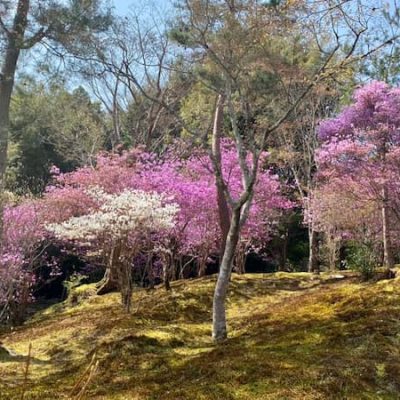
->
47 188 179 312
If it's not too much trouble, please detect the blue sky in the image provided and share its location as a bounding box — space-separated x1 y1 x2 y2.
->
113 0 173 15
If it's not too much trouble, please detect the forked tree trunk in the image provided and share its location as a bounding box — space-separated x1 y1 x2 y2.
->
382 185 394 269
100 243 133 312
212 95 230 258
212 207 241 342
97 247 120 295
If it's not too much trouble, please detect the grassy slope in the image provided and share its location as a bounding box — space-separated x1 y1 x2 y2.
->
1 272 400 399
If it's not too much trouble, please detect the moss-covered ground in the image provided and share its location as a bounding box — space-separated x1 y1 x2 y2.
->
1 272 400 399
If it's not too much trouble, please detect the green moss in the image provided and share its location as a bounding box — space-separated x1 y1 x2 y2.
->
1 272 400 399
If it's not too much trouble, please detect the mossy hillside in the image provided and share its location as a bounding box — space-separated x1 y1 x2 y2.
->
1 272 400 399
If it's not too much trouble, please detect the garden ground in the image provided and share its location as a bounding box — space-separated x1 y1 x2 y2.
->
1 271 400 399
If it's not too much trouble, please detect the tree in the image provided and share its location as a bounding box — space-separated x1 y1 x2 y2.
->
78 4 191 152
0 135 286 311
47 188 179 312
8 80 106 194
0 0 112 236
171 0 394 342
315 81 400 270
0 200 46 324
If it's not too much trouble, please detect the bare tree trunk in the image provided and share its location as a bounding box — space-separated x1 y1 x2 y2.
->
114 244 133 312
101 243 132 312
339 244 346 270
198 253 208 277
279 229 289 272
308 228 319 273
162 255 171 291
96 247 120 295
327 233 339 271
111 79 121 148
0 0 30 239
234 243 246 274
145 104 163 150
382 185 394 269
119 261 132 312
147 256 155 289
212 207 241 342
212 95 230 258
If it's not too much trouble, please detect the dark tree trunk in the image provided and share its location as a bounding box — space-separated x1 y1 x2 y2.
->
119 261 133 312
234 244 246 274
0 0 30 238
163 263 171 291
382 185 394 269
279 229 289 272
308 228 319 274
339 244 346 270
162 255 171 291
147 257 155 289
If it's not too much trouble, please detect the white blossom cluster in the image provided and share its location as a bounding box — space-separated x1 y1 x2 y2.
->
46 189 179 242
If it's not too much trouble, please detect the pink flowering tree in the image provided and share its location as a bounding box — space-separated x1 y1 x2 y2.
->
0 201 45 324
47 188 179 312
308 179 381 271
42 143 291 294
134 141 292 278
0 141 294 321
315 81 400 269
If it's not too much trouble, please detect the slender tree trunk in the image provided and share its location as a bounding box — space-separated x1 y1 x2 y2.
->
146 104 163 150
0 0 30 239
212 207 241 342
111 79 121 148
115 245 133 313
339 244 346 270
119 261 132 312
111 103 121 149
327 234 338 271
308 227 314 273
279 229 289 272
308 228 319 273
212 95 230 258
198 253 208 277
147 257 155 289
382 185 394 269
163 254 171 291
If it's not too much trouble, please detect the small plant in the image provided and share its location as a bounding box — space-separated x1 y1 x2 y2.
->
63 273 88 295
347 242 379 280
63 273 90 305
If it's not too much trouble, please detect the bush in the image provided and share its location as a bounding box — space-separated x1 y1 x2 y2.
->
346 242 379 280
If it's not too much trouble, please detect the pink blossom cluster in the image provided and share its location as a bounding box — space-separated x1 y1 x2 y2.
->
1 141 292 318
313 81 400 245
0 203 43 315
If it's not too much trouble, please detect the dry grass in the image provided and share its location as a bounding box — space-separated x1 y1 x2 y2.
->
1 272 400 399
